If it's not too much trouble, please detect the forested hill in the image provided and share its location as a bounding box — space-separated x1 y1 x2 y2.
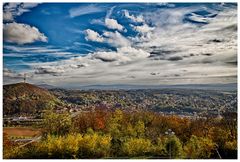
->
3 82 61 116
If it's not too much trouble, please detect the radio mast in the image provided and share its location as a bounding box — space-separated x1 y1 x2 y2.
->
23 73 26 83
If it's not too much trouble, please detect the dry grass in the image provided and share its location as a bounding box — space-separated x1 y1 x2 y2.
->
3 127 41 137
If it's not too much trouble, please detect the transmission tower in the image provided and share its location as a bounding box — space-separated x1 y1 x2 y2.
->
23 73 26 83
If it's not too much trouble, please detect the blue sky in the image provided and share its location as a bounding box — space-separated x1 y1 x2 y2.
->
3 3 237 88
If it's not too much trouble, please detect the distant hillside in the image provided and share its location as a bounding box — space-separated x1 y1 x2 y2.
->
3 82 62 116
37 83 57 89
74 83 237 91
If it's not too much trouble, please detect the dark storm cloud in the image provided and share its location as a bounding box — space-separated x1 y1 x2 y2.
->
35 67 64 76
225 61 237 65
167 56 183 61
201 53 213 56
208 39 223 43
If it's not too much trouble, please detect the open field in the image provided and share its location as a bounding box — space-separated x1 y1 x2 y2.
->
3 127 42 137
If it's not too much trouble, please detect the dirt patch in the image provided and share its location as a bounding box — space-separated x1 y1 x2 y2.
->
3 127 42 137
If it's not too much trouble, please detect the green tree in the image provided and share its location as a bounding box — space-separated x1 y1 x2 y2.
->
184 135 216 159
122 137 153 157
165 135 184 159
106 109 125 156
125 123 137 137
43 110 72 136
107 109 124 138
78 132 112 158
152 137 167 157
134 120 145 138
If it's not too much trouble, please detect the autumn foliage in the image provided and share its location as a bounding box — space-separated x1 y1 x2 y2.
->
3 109 237 159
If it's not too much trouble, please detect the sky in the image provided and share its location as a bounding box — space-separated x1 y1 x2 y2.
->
3 3 237 88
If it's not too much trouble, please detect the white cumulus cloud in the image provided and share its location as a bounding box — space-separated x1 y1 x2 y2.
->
85 29 130 47
84 29 104 42
118 46 150 59
124 10 144 23
92 51 130 63
91 46 150 63
103 31 130 47
133 24 155 33
3 3 39 22
3 22 48 44
105 18 124 31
